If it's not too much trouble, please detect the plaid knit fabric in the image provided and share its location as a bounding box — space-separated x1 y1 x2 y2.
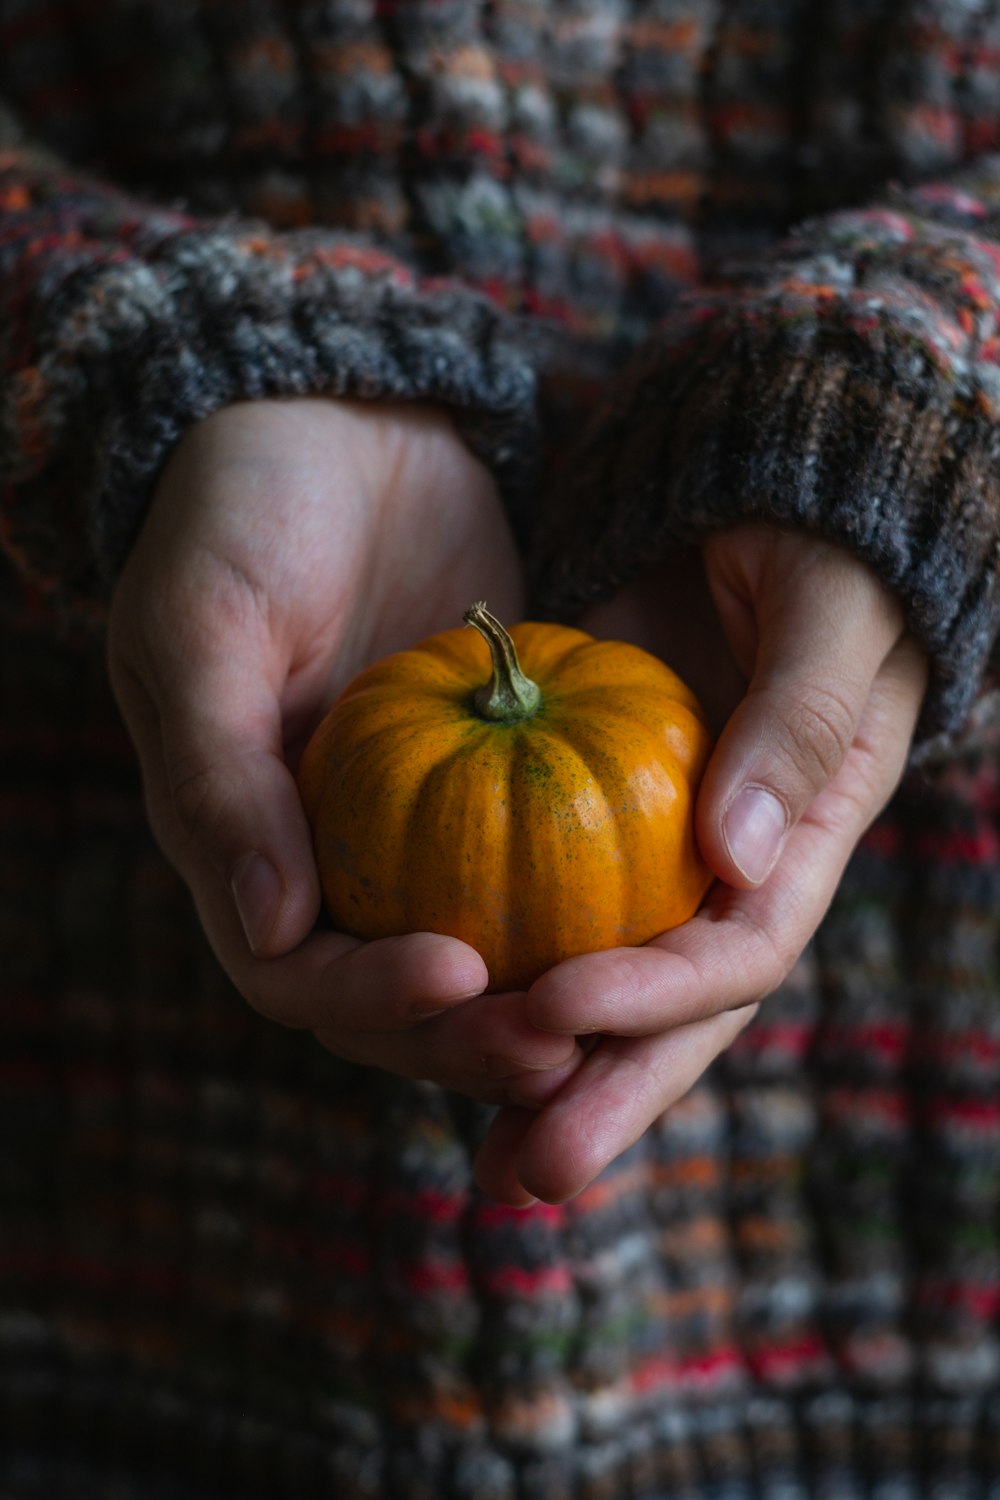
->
4 579 1000 1497
535 164 1000 742
4 2 1000 1495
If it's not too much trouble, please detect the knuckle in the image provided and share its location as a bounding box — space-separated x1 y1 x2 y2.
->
192 543 274 636
812 773 881 845
725 908 797 1001
612 950 667 1018
757 932 799 999
167 756 230 852
778 681 857 788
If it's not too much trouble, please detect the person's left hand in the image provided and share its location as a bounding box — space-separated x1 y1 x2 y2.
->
474 523 928 1205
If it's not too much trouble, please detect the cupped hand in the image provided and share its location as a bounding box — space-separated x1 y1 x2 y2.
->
475 524 928 1203
108 397 583 1106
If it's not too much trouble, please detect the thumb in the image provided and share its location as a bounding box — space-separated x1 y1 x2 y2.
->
119 644 320 960
696 549 905 889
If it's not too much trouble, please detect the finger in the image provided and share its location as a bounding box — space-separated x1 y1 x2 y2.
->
317 989 585 1105
698 547 906 888
191 925 487 1032
529 636 927 1039
112 636 319 959
477 1006 758 1204
472 1108 539 1206
319 986 583 1076
307 932 488 1029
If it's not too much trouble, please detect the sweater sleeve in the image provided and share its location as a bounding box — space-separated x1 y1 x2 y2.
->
534 158 1000 749
0 102 538 612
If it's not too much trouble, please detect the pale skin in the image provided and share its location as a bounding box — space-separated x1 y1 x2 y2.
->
108 397 928 1206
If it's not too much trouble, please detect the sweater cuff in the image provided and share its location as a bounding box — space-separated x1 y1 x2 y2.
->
534 307 1000 746
2 221 538 607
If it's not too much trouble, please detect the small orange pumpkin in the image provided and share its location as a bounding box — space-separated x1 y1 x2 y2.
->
297 604 713 993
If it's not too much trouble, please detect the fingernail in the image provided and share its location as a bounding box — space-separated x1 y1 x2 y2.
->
231 851 281 954
723 785 788 884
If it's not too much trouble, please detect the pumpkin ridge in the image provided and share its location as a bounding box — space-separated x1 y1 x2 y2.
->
535 638 704 713
309 672 492 803
507 720 627 975
309 700 435 769
311 716 472 933
398 733 501 942
314 715 443 816
492 727 520 986
514 625 600 684
547 707 710 944
333 634 480 704
552 686 710 778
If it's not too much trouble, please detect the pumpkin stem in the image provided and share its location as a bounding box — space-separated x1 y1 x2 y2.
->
464 602 541 722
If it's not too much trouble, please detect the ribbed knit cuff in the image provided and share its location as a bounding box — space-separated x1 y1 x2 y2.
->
2 222 538 606
534 310 1000 747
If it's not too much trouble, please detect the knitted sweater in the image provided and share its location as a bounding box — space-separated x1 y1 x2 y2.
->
3 3 1000 1496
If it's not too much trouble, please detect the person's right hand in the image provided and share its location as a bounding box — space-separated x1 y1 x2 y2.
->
108 397 584 1108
